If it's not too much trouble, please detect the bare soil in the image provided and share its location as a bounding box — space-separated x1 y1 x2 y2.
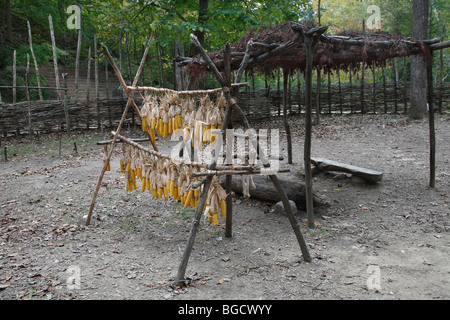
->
0 114 449 300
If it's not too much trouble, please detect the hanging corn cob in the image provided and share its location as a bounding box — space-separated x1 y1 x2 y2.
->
203 178 228 226
140 94 152 133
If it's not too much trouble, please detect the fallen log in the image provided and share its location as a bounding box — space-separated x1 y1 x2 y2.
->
219 175 330 210
311 157 383 183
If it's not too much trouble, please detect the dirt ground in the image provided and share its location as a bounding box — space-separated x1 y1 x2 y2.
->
0 114 448 300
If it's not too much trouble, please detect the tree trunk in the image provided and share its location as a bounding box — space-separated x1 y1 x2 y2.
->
5 0 12 42
189 0 208 56
409 0 429 120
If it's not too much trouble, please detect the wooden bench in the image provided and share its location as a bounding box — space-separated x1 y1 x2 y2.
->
311 157 383 183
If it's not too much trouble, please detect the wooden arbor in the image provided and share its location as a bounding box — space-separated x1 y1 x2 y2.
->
178 22 450 227
86 34 312 286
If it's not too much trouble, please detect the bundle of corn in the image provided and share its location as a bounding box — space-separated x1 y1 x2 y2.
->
206 93 226 146
124 146 138 192
167 161 181 201
205 178 228 226
140 94 152 133
166 92 184 134
146 96 160 144
193 95 210 149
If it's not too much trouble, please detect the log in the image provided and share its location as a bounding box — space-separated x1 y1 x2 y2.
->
311 157 383 182
219 175 330 210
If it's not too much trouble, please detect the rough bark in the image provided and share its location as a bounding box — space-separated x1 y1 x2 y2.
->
409 0 429 120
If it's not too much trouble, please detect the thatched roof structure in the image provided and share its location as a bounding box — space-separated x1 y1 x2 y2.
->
176 22 438 78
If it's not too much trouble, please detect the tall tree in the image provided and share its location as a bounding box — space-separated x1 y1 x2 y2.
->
409 0 429 119
5 0 12 42
189 0 208 56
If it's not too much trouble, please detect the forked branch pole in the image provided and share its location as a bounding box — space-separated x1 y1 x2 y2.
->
86 35 154 226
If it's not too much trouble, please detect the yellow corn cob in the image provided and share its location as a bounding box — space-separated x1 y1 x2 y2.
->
173 185 179 200
184 190 193 209
142 116 148 132
149 129 156 144
175 115 182 130
220 200 227 217
212 213 219 226
151 188 157 198
137 168 142 179
105 162 111 172
163 122 169 139
168 118 173 134
120 163 124 173
157 187 163 199
163 186 169 201
151 117 157 130
158 119 164 136
126 163 131 173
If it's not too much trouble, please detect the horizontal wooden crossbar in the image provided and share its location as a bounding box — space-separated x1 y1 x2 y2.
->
127 82 248 95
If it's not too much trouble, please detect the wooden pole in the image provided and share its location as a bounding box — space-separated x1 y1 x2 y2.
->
62 73 70 133
403 57 408 114
427 52 435 188
12 50 16 104
94 37 100 128
27 21 43 101
438 23 445 114
372 65 376 114
382 65 387 113
316 67 321 124
303 26 328 229
361 19 366 114
283 69 293 164
338 69 342 114
224 42 233 239
49 15 61 100
304 39 315 229
86 47 91 129
25 54 33 141
394 58 398 113
86 35 155 226
105 55 110 100
327 69 331 114
349 65 354 114
75 29 82 100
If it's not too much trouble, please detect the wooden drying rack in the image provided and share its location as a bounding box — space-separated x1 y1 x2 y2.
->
86 34 312 286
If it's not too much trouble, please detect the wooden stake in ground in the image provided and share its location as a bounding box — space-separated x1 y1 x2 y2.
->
86 35 155 226
27 21 43 101
303 26 328 229
283 69 293 164
75 29 82 100
12 50 16 104
427 50 436 188
25 54 33 140
49 15 61 100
